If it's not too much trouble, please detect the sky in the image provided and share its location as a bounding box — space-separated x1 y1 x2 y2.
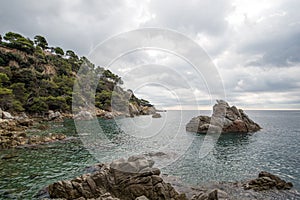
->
1 0 300 110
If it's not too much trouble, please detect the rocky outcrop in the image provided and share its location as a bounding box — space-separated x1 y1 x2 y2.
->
163 171 295 200
47 156 187 200
44 157 296 200
186 100 261 133
141 106 156 115
243 171 293 191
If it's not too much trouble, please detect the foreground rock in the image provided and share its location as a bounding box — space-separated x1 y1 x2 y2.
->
47 156 187 200
163 171 296 200
243 171 293 191
186 100 261 133
44 156 297 200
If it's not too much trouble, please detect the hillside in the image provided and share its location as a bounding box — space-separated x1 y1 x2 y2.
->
0 32 151 116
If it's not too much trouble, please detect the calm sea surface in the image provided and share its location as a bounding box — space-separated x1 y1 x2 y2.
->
0 110 299 199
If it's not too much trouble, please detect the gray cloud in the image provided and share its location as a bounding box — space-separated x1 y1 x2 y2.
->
1 0 300 109
0 0 144 55
142 0 233 36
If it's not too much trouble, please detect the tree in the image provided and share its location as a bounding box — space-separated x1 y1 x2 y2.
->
66 50 78 59
34 35 48 49
0 73 13 110
0 73 9 85
3 32 23 42
54 47 64 56
3 32 34 54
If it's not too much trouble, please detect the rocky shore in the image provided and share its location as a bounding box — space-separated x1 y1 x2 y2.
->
74 104 157 121
0 102 159 149
0 109 68 149
40 155 297 200
186 100 261 134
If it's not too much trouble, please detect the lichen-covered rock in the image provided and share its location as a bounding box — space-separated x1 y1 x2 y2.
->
186 100 261 133
47 156 187 200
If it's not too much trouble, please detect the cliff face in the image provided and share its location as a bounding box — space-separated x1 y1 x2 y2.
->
0 32 152 116
186 100 261 134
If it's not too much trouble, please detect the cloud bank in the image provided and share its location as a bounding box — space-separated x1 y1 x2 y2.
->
1 0 300 109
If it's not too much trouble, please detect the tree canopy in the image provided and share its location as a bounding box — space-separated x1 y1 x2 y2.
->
0 31 148 114
34 35 48 49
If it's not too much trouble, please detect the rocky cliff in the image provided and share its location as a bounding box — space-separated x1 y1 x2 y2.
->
186 100 261 134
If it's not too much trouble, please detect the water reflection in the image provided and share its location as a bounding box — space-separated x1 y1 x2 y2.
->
213 133 252 160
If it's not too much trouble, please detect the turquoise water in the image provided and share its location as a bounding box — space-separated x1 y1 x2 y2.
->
0 110 299 199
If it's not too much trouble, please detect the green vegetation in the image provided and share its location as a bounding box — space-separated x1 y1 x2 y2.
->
0 31 149 114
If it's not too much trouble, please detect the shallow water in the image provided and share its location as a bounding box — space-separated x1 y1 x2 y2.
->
0 110 299 199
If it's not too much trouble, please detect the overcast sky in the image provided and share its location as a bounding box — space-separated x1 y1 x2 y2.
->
1 0 300 109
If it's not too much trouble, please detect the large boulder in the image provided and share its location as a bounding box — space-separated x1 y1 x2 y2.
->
47 156 187 200
48 110 62 120
2 111 14 119
186 100 261 133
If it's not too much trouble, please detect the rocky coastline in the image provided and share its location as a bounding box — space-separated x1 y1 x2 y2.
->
39 155 297 200
186 100 261 134
0 103 158 149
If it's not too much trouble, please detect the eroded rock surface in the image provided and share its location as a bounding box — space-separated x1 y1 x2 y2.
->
47 156 187 200
186 100 261 134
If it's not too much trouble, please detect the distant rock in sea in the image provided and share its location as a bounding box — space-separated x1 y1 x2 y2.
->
186 100 261 133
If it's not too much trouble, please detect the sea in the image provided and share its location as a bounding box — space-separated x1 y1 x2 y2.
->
0 110 299 199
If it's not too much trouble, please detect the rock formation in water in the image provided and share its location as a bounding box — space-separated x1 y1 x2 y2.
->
43 155 296 200
243 171 293 191
47 156 187 200
186 100 261 134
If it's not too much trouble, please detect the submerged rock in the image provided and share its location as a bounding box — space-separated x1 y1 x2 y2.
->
152 113 162 118
47 156 187 200
186 100 261 134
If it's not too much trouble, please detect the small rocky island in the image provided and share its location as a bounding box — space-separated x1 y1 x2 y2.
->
186 100 261 134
